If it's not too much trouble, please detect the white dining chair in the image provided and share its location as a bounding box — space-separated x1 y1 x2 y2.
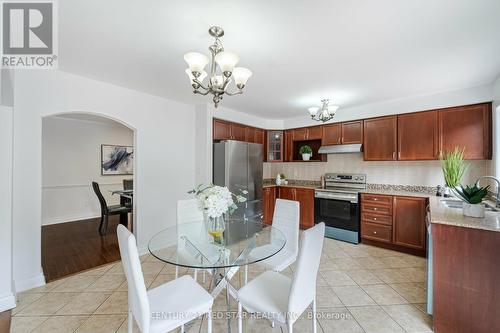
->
237 222 325 333
117 225 213 333
176 199 207 282
244 199 300 284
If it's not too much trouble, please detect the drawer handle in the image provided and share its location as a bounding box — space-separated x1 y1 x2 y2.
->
373 207 378 210
373 198 378 201
373 231 377 234
373 217 377 221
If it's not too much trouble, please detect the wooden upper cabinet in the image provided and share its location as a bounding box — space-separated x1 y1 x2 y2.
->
292 128 308 141
363 116 398 161
342 121 363 144
438 103 492 160
284 130 293 161
398 111 438 160
245 127 256 143
213 119 231 140
230 123 246 141
322 124 342 145
307 126 323 140
393 196 427 251
254 129 265 144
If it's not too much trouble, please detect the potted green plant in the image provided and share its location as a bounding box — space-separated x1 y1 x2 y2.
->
440 147 468 197
454 184 490 218
299 145 313 161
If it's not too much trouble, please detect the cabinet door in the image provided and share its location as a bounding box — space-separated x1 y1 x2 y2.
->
254 129 265 144
292 128 307 141
363 116 398 161
278 187 295 201
245 127 255 143
266 130 283 162
284 130 293 162
398 111 438 160
213 119 231 140
393 196 426 250
307 126 323 140
439 103 492 160
230 123 246 141
263 187 277 225
342 121 363 144
295 188 315 229
322 124 342 145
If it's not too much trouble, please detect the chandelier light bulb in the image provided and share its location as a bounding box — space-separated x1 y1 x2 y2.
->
215 51 239 75
308 107 319 116
185 69 207 86
183 52 209 73
232 67 252 88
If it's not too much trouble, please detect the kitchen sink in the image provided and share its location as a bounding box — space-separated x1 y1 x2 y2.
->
440 199 499 212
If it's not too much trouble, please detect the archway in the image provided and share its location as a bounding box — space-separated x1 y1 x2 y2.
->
41 112 137 281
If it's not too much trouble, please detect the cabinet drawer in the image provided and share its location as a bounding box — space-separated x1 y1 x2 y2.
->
361 213 392 226
361 222 392 243
361 194 392 206
362 203 392 215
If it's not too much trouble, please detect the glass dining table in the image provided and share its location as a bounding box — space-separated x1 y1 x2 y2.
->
148 217 286 332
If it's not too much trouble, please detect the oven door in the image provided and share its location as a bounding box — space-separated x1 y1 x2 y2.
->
314 196 359 232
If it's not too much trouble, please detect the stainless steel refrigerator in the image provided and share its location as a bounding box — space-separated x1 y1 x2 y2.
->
213 140 263 222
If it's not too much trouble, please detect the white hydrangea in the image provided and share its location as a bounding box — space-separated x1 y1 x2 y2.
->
197 185 235 218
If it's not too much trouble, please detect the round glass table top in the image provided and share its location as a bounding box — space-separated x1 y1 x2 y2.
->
148 219 286 269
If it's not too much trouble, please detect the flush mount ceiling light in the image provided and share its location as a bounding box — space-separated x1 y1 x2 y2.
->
184 26 252 108
308 99 339 122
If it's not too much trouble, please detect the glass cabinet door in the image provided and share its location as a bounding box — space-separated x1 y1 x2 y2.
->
267 130 283 162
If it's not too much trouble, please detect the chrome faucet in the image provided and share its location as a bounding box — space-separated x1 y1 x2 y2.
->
475 176 500 207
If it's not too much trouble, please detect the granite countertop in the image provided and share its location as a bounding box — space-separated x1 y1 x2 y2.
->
360 188 433 198
263 183 319 190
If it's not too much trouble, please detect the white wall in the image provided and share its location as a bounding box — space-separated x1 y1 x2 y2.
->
12 70 196 291
0 105 16 311
266 156 489 188
283 83 494 129
42 117 134 225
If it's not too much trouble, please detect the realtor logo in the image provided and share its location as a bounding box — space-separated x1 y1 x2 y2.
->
1 0 57 68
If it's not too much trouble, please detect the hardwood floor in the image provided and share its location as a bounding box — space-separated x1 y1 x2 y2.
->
0 310 11 333
42 215 132 282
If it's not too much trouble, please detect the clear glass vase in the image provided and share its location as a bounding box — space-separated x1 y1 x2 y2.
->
207 215 225 245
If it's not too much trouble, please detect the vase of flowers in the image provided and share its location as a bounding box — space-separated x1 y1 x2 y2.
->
299 145 312 161
189 184 247 244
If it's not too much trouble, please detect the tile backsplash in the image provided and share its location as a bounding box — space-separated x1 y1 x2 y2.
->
264 153 491 188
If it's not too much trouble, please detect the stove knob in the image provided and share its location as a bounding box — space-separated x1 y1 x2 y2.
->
355 177 359 180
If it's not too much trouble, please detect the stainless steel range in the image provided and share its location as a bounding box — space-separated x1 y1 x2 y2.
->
314 173 366 244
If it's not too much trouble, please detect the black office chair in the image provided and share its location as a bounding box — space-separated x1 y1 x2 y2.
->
122 179 133 208
92 182 132 235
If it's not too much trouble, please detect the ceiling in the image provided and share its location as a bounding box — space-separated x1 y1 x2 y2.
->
59 0 500 119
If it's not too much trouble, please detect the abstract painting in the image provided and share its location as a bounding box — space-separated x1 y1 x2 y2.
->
101 145 134 175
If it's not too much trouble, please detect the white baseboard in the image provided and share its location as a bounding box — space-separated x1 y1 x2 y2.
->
42 213 101 226
14 272 46 293
0 294 16 312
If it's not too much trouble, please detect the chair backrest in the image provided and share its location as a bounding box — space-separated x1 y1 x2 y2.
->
123 179 133 190
288 222 325 320
117 225 150 332
177 199 204 224
92 182 108 214
272 199 299 258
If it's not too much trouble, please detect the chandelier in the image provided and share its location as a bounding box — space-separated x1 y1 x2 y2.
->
184 26 252 108
308 99 340 122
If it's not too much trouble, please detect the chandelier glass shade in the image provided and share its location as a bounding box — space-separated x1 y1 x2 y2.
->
184 26 252 108
308 99 339 122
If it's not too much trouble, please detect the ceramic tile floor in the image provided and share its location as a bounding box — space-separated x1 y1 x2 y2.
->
11 239 433 333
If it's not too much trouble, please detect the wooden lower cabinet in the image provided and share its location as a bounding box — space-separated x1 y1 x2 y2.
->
262 187 277 225
261 186 314 229
361 193 427 255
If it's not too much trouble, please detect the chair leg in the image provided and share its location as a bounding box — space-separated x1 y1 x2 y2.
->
207 309 212 333
128 309 133 333
99 215 109 235
194 269 198 282
238 302 243 333
203 269 206 284
175 265 179 279
244 265 248 285
181 324 184 333
120 213 128 226
287 320 293 333
312 298 317 333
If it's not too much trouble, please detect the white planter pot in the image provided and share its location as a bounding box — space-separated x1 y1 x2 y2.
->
463 202 485 218
302 153 311 161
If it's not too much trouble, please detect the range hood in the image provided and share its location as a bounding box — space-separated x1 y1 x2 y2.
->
318 143 363 154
